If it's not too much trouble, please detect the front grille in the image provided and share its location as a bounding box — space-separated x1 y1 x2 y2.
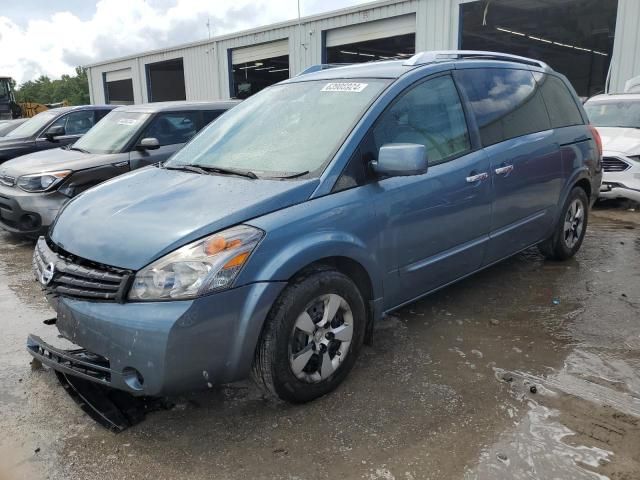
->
602 156 631 173
33 237 132 302
0 175 15 187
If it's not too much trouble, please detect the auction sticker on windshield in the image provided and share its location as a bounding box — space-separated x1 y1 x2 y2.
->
117 118 138 126
321 82 368 92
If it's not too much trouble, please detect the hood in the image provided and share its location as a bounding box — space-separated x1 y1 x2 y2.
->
596 127 640 156
0 136 33 160
50 167 319 270
0 147 120 177
0 135 31 148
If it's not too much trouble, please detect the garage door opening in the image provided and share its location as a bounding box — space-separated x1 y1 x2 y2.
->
104 69 134 105
146 58 186 102
105 79 134 105
232 55 289 99
326 33 415 63
231 40 290 99
460 0 618 97
324 14 416 64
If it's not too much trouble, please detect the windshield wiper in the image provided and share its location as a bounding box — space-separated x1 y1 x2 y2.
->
163 164 258 179
268 170 309 179
194 165 259 179
163 164 209 175
68 146 89 153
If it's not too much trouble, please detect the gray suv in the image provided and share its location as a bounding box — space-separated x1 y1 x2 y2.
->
0 101 239 236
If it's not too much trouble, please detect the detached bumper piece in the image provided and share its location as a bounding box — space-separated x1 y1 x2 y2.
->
27 334 169 432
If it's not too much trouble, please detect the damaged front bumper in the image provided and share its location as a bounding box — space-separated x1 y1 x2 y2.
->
28 335 167 432
27 237 285 430
27 282 286 397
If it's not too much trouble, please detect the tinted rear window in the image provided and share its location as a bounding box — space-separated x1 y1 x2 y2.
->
537 74 584 128
455 68 551 147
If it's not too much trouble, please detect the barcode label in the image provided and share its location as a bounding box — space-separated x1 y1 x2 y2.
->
321 82 368 92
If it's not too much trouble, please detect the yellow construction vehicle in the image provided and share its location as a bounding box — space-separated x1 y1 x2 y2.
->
0 76 69 119
18 101 69 118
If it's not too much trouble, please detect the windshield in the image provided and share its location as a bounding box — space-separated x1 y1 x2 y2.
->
6 111 57 137
73 111 151 154
166 79 390 176
585 100 640 129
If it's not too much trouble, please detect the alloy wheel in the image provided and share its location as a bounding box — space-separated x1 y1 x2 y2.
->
563 198 584 249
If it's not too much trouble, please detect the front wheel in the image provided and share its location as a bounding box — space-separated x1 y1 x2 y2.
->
538 186 589 260
252 268 366 403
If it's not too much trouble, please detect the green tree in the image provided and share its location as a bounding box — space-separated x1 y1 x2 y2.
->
15 67 90 106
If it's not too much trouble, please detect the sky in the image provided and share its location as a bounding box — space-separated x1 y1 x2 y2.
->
0 0 372 84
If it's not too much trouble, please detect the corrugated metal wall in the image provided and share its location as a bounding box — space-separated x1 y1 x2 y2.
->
88 0 435 103
87 0 638 103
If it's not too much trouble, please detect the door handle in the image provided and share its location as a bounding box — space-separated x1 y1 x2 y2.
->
494 164 514 176
466 172 489 183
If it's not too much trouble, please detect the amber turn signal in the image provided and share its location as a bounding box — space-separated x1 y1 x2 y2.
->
223 252 250 269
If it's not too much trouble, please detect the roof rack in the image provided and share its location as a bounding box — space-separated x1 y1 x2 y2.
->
296 63 353 76
404 50 549 69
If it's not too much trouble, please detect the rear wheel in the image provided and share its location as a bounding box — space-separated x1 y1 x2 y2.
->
538 186 589 260
252 268 366 403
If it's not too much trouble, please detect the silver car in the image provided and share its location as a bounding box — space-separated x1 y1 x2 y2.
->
584 94 640 203
0 101 239 236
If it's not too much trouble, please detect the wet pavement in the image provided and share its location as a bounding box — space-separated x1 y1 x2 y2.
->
0 206 638 480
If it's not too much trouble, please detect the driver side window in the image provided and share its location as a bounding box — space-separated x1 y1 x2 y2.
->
48 110 95 136
334 75 472 192
140 111 198 147
372 75 471 164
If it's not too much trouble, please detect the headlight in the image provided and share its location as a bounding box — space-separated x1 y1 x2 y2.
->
128 225 263 301
17 170 71 193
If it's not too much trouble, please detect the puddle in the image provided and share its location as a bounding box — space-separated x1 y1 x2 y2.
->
465 346 640 479
465 400 613 480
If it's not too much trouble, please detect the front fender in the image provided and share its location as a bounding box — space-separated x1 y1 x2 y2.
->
236 188 384 304
239 230 383 300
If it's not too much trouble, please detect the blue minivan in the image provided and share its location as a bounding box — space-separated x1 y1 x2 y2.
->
29 51 602 406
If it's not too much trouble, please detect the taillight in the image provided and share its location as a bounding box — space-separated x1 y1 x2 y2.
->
589 124 603 157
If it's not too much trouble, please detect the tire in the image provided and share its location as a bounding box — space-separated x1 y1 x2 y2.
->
538 186 589 261
252 267 366 403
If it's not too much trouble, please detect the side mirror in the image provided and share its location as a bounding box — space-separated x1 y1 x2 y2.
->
137 137 160 151
44 125 65 141
371 143 428 177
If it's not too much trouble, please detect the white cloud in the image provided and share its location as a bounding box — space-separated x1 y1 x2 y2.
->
0 0 370 84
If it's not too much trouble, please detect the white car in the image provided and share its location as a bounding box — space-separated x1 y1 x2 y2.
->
584 94 640 203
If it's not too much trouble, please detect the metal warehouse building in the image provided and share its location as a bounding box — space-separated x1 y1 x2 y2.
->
86 0 637 105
